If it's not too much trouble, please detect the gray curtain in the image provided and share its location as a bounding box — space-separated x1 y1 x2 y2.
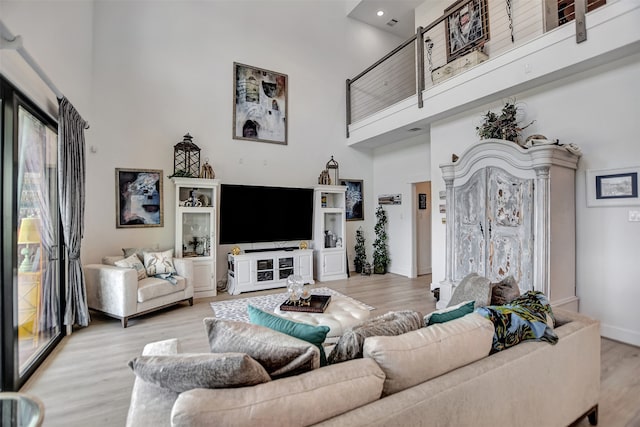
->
58 97 90 327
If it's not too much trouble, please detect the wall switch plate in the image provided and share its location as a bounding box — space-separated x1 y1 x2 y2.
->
629 210 640 222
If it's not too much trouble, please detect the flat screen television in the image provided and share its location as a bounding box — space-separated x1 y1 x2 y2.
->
219 184 314 245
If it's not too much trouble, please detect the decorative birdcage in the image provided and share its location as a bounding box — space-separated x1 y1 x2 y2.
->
325 156 339 185
173 133 201 178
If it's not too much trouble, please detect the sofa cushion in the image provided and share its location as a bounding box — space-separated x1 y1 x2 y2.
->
363 312 494 396
203 318 319 378
476 290 558 353
171 358 385 427
137 275 186 302
102 255 124 266
448 273 492 308
143 250 177 276
490 275 521 305
115 254 148 280
128 353 271 393
123 246 157 263
328 310 423 365
247 305 330 366
424 300 475 326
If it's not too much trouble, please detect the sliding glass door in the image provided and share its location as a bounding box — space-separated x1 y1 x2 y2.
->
1 76 64 390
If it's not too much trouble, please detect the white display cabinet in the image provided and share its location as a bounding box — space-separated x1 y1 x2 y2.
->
227 249 314 295
172 177 220 298
313 185 347 282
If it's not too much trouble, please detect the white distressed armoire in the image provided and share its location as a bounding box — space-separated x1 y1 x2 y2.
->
437 139 581 310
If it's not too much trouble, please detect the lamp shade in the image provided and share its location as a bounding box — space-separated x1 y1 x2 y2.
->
18 217 41 244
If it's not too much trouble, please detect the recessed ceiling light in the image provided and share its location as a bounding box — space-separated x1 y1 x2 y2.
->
377 10 384 17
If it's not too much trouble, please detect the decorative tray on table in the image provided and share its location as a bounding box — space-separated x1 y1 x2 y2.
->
279 295 331 313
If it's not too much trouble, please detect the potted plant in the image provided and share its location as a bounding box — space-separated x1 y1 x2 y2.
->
353 227 367 273
476 100 534 145
372 206 389 274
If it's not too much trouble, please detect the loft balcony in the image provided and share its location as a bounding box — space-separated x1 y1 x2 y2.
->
346 0 640 148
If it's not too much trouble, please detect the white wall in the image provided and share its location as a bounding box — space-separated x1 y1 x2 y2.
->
0 0 93 121
2 1 402 284
83 1 402 283
429 52 640 346
372 133 431 277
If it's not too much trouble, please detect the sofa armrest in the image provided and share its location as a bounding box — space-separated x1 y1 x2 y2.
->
84 264 139 317
173 258 194 286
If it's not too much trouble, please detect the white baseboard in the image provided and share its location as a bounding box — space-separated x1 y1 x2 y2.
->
600 323 640 347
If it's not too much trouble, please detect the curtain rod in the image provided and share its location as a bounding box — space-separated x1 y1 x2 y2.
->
0 20 89 129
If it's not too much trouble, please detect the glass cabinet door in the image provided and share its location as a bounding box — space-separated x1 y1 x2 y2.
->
180 211 212 257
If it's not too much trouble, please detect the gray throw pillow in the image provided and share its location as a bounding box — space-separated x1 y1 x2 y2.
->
328 310 423 365
128 353 271 393
203 318 319 379
448 273 491 309
490 275 521 305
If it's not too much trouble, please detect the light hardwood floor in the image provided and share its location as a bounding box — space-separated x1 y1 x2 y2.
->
21 274 640 426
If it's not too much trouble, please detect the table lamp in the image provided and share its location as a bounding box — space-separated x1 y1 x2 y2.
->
18 217 41 272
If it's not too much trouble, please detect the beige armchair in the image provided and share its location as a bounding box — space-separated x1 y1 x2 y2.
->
84 255 194 327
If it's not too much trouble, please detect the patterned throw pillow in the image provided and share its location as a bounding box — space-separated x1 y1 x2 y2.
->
143 250 176 276
327 310 423 365
128 353 271 393
114 254 148 280
122 247 156 263
475 291 558 353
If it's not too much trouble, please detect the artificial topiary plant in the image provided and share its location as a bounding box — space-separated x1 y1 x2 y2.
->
372 206 389 274
354 226 367 274
476 100 535 145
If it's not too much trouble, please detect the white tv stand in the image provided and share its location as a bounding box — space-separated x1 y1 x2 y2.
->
227 249 314 295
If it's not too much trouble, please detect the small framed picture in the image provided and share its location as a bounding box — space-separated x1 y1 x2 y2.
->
439 204 446 214
418 193 427 210
439 190 446 200
340 179 364 221
587 167 640 207
115 168 164 228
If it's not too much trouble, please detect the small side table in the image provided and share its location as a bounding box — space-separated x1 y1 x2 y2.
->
0 393 44 427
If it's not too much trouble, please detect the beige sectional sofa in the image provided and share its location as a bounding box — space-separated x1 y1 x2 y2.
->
126 309 600 427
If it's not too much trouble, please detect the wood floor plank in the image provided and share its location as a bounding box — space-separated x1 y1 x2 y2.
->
20 273 640 426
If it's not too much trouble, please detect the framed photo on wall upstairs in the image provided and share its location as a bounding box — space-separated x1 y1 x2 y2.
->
444 0 490 63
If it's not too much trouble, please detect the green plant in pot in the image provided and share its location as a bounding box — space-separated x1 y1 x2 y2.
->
354 227 367 273
372 206 389 274
476 100 534 145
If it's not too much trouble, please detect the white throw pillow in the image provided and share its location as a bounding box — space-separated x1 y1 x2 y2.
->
114 254 148 280
143 250 176 276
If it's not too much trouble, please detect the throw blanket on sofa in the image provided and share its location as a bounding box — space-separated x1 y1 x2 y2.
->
476 291 558 353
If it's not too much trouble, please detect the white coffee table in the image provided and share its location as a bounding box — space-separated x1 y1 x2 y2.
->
274 294 371 344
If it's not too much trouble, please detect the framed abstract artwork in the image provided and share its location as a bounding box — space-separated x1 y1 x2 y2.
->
115 168 163 228
586 167 640 207
233 62 288 145
340 179 364 221
444 0 490 62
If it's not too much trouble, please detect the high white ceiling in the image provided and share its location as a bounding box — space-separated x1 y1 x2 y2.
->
347 0 425 40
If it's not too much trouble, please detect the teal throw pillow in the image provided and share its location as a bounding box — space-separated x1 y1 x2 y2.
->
247 305 330 366
426 300 475 326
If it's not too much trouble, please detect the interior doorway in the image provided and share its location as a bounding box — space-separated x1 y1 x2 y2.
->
414 181 432 276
